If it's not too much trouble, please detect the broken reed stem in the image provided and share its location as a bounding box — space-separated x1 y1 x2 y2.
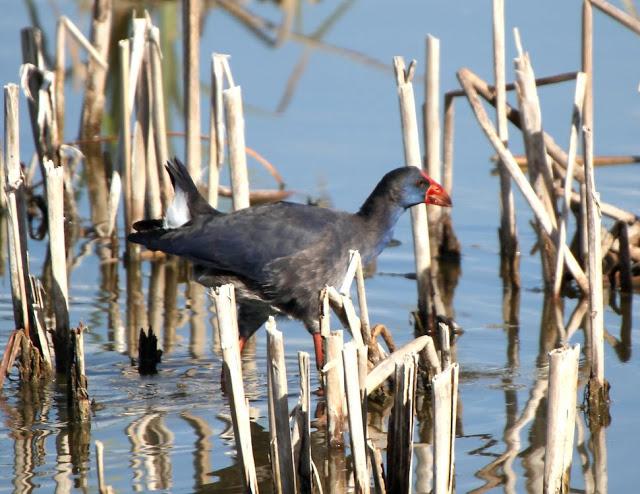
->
591 0 640 34
266 318 297 494
425 35 442 238
386 353 418 494
456 68 589 293
297 352 312 493
442 94 455 195
213 285 259 493
224 85 251 211
55 19 66 143
365 335 440 395
119 39 133 234
79 0 112 233
44 160 70 372
514 48 559 289
208 54 226 208
148 24 171 210
432 363 459 494
553 73 587 297
582 0 594 136
4 84 30 338
544 344 580 494
342 342 370 494
583 125 607 396
69 324 90 421
493 0 519 284
393 56 432 326
324 330 346 448
184 0 201 180
438 321 451 369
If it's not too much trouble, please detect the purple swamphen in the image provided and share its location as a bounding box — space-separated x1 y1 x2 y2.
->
128 159 452 369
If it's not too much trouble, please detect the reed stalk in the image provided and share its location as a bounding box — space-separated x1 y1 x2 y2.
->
342 342 370 494
493 0 519 285
432 363 459 494
544 344 580 494
583 125 609 417
457 68 589 293
44 160 70 369
208 54 227 208
365 335 440 395
387 353 418 494
224 85 251 211
324 330 345 448
184 0 201 180
212 285 259 493
425 35 442 246
393 56 432 327
266 318 296 494
119 39 133 233
553 73 587 297
297 351 312 494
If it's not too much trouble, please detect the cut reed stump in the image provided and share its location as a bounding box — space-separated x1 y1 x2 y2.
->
432 363 458 494
544 344 580 494
68 323 91 421
324 330 346 448
183 0 202 180
266 318 296 494
343 342 370 494
386 353 418 494
212 284 259 493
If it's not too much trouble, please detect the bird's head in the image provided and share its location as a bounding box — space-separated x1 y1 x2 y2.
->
397 167 452 208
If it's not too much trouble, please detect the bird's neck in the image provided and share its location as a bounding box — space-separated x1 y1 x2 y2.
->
356 193 405 259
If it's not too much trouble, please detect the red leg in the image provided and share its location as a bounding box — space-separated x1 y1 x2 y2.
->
238 336 247 354
312 333 324 370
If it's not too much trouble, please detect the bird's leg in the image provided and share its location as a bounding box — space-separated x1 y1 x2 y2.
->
238 335 247 354
312 333 324 370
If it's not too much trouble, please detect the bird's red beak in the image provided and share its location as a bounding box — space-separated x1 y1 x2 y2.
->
422 173 452 207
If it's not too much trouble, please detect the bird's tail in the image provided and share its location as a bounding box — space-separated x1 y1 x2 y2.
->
130 157 221 234
163 157 221 228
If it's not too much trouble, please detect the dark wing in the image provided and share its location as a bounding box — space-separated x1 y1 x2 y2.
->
128 201 348 283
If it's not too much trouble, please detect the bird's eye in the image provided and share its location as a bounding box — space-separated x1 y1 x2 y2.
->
416 179 427 187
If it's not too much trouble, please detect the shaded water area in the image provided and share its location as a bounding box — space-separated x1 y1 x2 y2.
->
1 0 640 492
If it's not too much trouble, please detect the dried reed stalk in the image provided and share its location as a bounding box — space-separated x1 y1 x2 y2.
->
184 0 201 180
583 125 608 414
119 39 133 233
432 363 459 494
44 160 70 369
208 54 226 207
387 353 418 494
4 84 30 337
324 330 345 448
365 335 440 395
544 344 580 493
266 318 296 493
213 285 259 493
553 73 587 297
148 24 171 209
457 68 589 293
343 342 370 494
591 0 640 34
393 56 432 325
425 35 442 239
297 351 312 493
224 86 251 211
493 0 518 284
